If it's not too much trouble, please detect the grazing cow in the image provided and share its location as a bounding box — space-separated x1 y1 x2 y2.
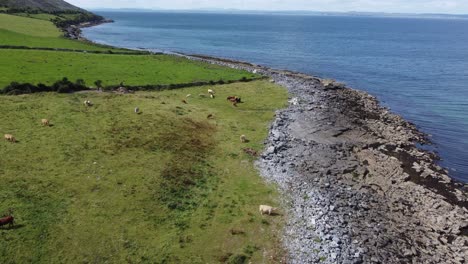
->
210 94 215 99
208 89 215 95
0 215 14 228
41 119 50 126
227 96 242 103
4 134 16 143
259 205 277 215
134 107 140 114
240 135 247 143
84 100 93 106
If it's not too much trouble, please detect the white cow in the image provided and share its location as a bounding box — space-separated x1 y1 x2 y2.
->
259 205 277 215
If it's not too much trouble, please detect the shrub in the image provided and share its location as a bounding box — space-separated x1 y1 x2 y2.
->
1 78 89 95
94 80 103 88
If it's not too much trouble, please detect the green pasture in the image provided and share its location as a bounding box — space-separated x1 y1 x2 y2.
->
0 81 288 263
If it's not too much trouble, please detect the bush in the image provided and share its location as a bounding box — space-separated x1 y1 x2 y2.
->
94 80 103 89
51 11 105 29
1 78 89 95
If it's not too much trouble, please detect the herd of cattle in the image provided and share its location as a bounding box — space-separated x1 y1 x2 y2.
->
1 88 278 229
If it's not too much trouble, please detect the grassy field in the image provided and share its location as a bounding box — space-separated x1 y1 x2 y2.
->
0 8 290 263
0 14 127 51
0 81 288 263
0 49 257 88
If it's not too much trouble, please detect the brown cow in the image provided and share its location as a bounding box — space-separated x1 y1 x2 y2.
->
227 96 242 103
227 96 242 107
0 215 14 228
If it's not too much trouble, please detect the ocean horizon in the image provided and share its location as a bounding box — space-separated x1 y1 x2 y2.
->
83 11 468 182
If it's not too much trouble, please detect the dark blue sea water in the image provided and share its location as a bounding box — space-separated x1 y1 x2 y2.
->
83 12 468 182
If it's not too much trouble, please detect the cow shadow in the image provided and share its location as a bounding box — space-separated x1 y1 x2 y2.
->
270 211 282 216
0 224 25 230
262 212 282 217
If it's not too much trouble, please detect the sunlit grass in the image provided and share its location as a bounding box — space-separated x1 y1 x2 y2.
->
0 80 288 263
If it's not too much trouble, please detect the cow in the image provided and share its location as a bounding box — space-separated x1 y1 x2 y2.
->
208 89 215 95
207 114 214 119
4 134 16 143
240 135 248 143
182 99 188 104
259 205 277 215
227 96 242 103
41 119 50 126
135 107 140 114
84 100 93 106
0 215 14 228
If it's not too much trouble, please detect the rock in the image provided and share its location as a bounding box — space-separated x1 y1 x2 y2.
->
266 146 276 155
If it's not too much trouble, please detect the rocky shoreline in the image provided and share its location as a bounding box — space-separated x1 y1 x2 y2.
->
184 54 468 263
65 19 114 40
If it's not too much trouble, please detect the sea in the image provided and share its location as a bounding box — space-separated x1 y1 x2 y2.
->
82 11 468 182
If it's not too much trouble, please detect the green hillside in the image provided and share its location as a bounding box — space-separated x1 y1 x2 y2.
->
0 14 128 51
0 0 83 12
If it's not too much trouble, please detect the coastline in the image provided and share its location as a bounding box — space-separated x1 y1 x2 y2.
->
185 54 468 263
65 19 114 41
78 23 468 263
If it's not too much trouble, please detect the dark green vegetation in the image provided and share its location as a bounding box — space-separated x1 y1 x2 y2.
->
0 0 104 30
0 4 288 263
0 0 82 12
0 82 288 263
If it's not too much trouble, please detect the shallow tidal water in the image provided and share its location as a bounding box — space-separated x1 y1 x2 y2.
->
83 11 468 182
